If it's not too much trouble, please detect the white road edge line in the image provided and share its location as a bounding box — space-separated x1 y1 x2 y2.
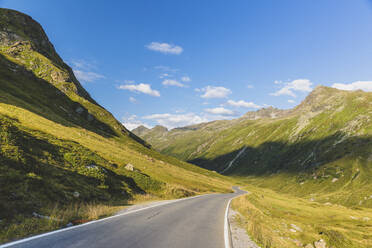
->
224 198 233 248
224 192 245 248
0 194 207 248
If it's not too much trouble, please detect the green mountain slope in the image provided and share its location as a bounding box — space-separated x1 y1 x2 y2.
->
134 86 372 208
0 8 232 241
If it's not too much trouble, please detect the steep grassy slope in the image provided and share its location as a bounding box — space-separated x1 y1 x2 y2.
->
135 86 372 208
0 8 232 242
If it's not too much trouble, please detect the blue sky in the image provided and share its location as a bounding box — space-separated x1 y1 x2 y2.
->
2 0 372 129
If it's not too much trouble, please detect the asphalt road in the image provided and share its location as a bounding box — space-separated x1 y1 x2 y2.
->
3 187 246 248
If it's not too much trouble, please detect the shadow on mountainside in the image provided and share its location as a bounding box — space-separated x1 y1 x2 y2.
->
0 54 118 138
0 116 146 219
189 131 372 176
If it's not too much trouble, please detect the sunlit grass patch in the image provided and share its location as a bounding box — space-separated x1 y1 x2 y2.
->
232 186 372 248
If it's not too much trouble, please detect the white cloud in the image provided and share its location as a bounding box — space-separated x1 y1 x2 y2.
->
247 84 254 89
146 42 183 55
70 59 96 70
71 61 86 69
270 79 313 97
122 115 151 131
181 76 191 82
162 79 185 87
288 99 295 103
154 65 179 72
129 97 137 103
118 83 160 97
289 79 313 91
227 100 261 109
204 107 235 116
272 87 297 97
143 113 208 129
200 86 232 99
70 59 104 83
159 73 170 79
124 80 135 84
174 108 185 113
73 70 105 83
331 81 372 92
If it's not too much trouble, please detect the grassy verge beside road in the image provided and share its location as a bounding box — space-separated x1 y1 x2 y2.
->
231 185 372 248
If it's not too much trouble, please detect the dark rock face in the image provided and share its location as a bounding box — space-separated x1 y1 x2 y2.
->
0 8 94 103
0 8 62 65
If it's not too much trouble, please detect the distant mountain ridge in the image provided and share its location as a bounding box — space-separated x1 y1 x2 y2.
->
133 86 336 137
132 107 291 137
134 85 372 208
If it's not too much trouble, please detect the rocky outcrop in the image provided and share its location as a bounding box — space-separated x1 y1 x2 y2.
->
0 8 94 102
0 8 61 64
125 163 134 171
241 106 291 120
314 239 327 248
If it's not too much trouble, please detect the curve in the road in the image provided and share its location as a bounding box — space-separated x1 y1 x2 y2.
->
1 187 246 248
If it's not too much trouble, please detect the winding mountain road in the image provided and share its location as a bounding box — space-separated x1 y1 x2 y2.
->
2 187 246 248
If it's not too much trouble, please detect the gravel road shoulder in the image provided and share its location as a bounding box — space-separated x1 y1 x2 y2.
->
229 208 260 248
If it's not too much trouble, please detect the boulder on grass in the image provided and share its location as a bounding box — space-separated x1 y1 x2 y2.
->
314 239 327 248
125 163 134 171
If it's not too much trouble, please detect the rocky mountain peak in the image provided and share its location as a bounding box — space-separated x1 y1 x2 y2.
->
241 106 291 120
0 8 63 65
152 125 168 133
131 125 150 136
137 125 150 131
0 8 94 103
294 85 344 113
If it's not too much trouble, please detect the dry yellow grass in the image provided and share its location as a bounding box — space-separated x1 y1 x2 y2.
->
0 195 168 244
232 186 372 248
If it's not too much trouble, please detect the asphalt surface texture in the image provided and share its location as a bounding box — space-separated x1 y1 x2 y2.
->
3 187 246 248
